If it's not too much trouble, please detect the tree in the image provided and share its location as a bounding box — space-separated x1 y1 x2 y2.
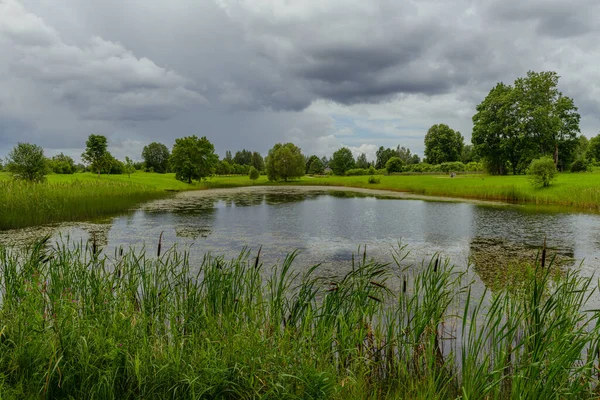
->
308 157 324 175
234 149 253 166
330 147 356 175
396 146 420 165
248 166 259 182
216 160 232 175
424 124 464 165
527 156 557 187
82 134 109 176
142 142 170 173
6 142 48 182
385 157 404 173
224 150 233 163
265 143 305 181
356 153 370 169
169 135 218 183
473 71 580 174
375 146 397 169
586 134 600 162
320 156 330 168
48 153 76 174
305 155 321 173
251 152 265 172
124 157 135 178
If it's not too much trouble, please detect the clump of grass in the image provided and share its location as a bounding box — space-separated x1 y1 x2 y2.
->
0 179 167 230
0 240 599 398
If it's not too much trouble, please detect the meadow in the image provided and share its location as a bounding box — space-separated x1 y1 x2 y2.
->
0 240 598 399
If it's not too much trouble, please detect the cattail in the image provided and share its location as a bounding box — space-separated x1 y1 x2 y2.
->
157 231 164 257
254 246 262 269
541 236 547 269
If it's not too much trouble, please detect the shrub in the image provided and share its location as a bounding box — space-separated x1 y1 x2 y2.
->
249 166 259 181
5 142 48 182
527 156 557 187
570 158 588 173
465 161 484 172
385 157 404 173
367 175 380 184
439 161 466 173
345 168 369 176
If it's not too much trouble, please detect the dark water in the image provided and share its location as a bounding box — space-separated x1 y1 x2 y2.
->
2 186 600 288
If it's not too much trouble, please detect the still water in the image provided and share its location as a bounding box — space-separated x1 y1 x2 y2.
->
2 186 600 288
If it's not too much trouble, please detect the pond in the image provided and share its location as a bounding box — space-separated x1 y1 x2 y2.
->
2 186 600 292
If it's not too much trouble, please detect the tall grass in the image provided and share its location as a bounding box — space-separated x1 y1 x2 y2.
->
0 240 599 399
0 180 167 230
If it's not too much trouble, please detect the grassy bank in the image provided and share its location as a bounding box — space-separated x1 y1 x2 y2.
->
0 241 598 399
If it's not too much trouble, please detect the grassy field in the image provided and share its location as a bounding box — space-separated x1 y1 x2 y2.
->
0 241 597 399
2 170 599 231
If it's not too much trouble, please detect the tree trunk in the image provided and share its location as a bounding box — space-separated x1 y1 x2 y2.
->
554 143 559 168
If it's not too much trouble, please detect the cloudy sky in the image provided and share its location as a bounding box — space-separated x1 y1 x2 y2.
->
1 0 599 162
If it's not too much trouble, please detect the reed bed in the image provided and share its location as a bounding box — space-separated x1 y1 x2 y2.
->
0 180 166 230
0 240 599 399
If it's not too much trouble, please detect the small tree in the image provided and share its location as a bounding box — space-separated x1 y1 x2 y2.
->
6 142 48 182
124 157 136 178
265 143 305 181
248 166 259 182
330 147 356 175
169 135 218 183
142 142 170 173
527 156 557 187
82 134 109 176
308 157 324 175
385 157 404 173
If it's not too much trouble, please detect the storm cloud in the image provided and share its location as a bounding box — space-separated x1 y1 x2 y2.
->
1 0 599 161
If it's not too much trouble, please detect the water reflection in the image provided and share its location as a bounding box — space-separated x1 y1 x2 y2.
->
1 186 599 291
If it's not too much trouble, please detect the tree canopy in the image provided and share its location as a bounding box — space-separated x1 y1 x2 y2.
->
142 142 170 173
330 147 356 175
265 143 305 181
169 135 218 183
82 134 109 176
6 142 48 182
424 124 464 165
251 152 265 172
472 71 580 174
375 147 397 169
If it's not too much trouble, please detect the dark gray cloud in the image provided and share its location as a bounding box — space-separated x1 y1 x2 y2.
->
1 0 599 162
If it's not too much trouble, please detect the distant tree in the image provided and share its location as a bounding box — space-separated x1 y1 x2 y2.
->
396 146 420 165
124 157 135 178
48 153 76 174
248 166 259 182
142 142 170 173
574 135 589 160
586 134 600 162
6 142 48 182
216 160 232 175
169 135 218 183
330 147 356 175
356 153 370 169
385 157 404 173
527 156 557 187
320 156 330 168
102 153 124 174
305 155 321 173
251 151 265 172
460 145 478 164
308 157 324 175
234 149 253 166
224 150 233 163
375 146 397 169
265 143 305 181
424 124 464 165
82 134 109 176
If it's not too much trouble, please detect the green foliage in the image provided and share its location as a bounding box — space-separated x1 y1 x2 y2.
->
308 157 324 175
251 151 265 172
424 124 464 164
355 152 370 169
375 146 397 169
48 153 77 174
439 161 466 173
465 161 484 172
473 71 580 175
396 146 420 165
169 135 218 183
570 158 588 172
344 168 369 176
527 156 557 187
265 143 305 181
142 142 170 173
367 175 380 184
586 134 600 162
215 160 233 175
82 134 109 176
5 142 48 182
233 149 253 165
248 166 259 181
330 147 356 175
124 157 136 177
385 156 404 173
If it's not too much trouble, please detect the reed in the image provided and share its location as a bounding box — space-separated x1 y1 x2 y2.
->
0 240 598 399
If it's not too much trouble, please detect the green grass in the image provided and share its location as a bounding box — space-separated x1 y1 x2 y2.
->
0 241 599 399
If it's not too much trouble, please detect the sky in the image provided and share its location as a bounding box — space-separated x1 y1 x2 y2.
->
1 0 599 163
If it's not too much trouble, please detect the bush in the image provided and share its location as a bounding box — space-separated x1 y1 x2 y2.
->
570 158 588 173
439 161 466 173
465 161 484 172
345 168 369 176
5 142 48 182
367 175 380 184
527 156 557 187
249 166 259 181
385 157 404 173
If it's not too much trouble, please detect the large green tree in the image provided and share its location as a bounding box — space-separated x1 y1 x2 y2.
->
6 142 48 182
169 136 218 183
424 124 464 164
330 147 356 175
82 134 109 176
142 142 170 173
375 146 397 169
472 71 580 174
265 143 305 181
48 153 76 174
251 151 265 172
234 149 253 166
